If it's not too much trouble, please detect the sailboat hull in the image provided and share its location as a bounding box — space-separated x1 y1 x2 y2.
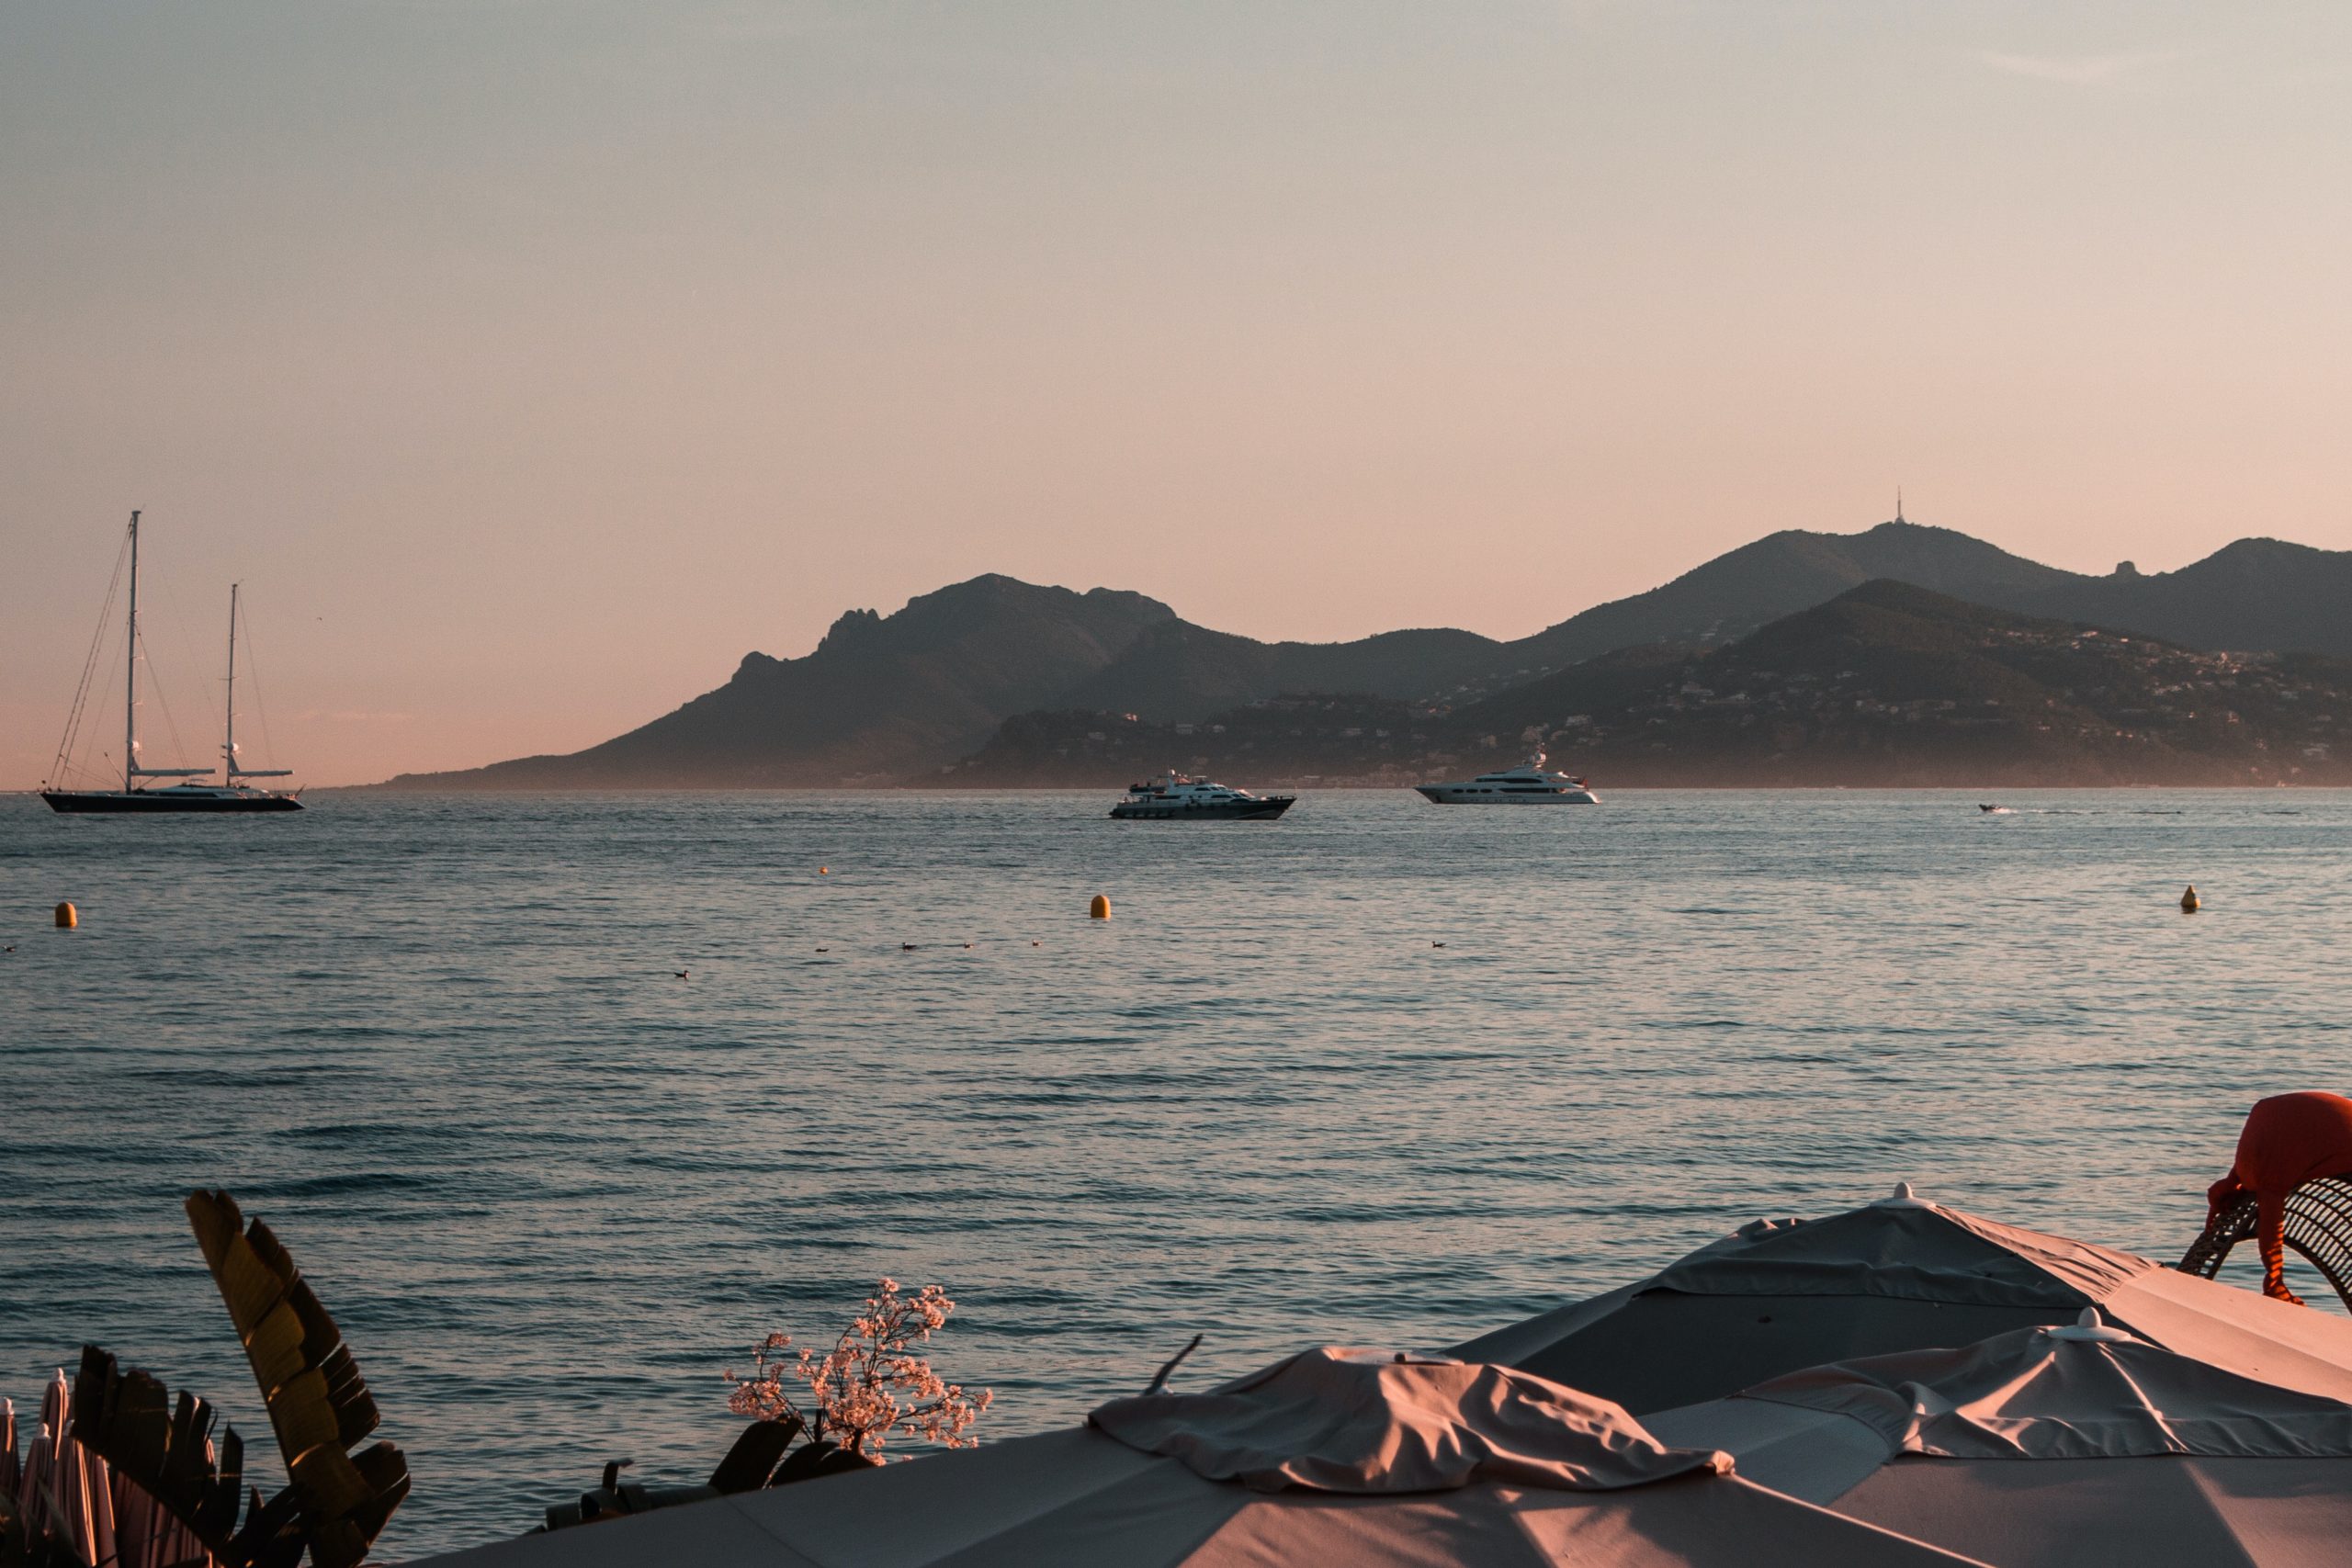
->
41 789 303 814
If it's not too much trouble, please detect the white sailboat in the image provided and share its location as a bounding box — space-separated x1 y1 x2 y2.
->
42 512 303 813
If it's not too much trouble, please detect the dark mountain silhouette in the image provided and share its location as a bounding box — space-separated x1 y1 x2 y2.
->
1476 521 2084 682
1485 523 2352 681
375 523 2352 789
1454 578 2352 784
2016 537 2352 659
1052 619 1500 722
382 575 1180 787
377 576 1498 788
957 581 2352 787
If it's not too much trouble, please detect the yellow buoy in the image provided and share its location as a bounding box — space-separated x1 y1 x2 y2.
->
1090 894 1111 919
54 901 77 929
2181 885 2200 913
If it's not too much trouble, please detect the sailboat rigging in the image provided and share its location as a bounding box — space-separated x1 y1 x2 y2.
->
41 512 304 813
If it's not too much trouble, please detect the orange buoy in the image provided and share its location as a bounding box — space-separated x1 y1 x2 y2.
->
1089 894 1111 919
2181 885 2200 913
820 866 830 875
54 901 76 929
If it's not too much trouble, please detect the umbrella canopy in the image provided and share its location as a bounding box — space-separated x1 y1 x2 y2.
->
1454 1185 2352 1413
1085 1347 1731 1492
1644 1312 2352 1567
417 1348 1991 1567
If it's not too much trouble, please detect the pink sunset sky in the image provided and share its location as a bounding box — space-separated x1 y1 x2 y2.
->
5 2 2349 787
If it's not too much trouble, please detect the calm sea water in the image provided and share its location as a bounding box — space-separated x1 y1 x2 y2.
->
5 789 2349 1557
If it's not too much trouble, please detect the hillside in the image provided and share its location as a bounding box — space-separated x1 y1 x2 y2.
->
381 575 1180 787
2018 537 2352 658
376 522 2352 789
1464 524 2352 694
1474 521 2083 686
377 576 1498 788
952 581 2352 787
1052 620 1500 721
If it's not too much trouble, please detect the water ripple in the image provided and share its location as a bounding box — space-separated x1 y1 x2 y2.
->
4 788 2349 1556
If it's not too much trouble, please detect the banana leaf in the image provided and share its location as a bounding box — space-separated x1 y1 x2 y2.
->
183 1190 410 1568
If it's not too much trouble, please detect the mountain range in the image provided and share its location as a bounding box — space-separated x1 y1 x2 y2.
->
374 521 2352 789
957 581 2352 787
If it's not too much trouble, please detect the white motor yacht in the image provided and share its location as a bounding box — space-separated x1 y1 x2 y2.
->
1415 752 1599 805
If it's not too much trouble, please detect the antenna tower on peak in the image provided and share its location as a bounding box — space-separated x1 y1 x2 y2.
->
1894 486 1905 525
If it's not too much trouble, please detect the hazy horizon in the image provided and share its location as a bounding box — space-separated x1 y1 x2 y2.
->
8 3 2352 787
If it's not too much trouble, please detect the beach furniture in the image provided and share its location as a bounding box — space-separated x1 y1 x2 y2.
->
415 1347 1983 1566
2181 1171 2352 1308
2193 1092 2352 1304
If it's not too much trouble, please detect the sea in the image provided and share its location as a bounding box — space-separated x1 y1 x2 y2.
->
5 788 2349 1559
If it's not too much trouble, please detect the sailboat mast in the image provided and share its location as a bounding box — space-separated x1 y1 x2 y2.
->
224 582 239 781
124 510 140 793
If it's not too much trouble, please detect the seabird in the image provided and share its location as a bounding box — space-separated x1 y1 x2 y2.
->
673 968 690 979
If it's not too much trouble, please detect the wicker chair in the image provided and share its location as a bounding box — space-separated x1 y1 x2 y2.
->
2177 1176 2352 1310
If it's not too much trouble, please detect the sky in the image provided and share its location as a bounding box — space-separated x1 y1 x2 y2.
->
5 2 2349 787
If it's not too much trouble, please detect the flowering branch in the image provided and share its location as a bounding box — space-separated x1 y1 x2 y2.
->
724 1280 991 1460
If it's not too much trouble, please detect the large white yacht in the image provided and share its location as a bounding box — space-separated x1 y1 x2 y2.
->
1415 752 1599 806
1109 771 1295 820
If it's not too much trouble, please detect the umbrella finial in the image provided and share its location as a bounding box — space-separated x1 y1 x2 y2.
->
2050 1305 2136 1341
1875 1181 1929 1208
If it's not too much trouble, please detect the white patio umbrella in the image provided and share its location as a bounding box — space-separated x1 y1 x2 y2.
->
1643 1310 2352 1567
419 1348 1992 1567
1455 1185 2352 1413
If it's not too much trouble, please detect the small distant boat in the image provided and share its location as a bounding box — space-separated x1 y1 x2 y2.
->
1109 771 1294 820
1979 804 2012 815
1416 752 1599 805
41 513 303 814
